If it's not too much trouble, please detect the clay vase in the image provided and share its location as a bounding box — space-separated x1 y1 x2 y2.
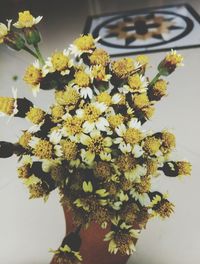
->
50 205 130 264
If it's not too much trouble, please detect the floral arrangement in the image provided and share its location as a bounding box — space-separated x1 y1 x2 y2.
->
0 11 191 264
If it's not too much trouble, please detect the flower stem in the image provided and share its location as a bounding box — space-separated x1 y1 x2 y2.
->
149 72 161 87
23 45 38 59
34 43 45 65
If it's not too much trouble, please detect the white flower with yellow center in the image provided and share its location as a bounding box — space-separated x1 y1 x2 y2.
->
13 10 42 28
0 87 18 121
77 102 109 134
125 164 147 182
72 68 93 99
48 129 62 145
80 130 112 165
123 74 148 94
69 34 99 57
114 118 143 153
42 49 73 76
0 19 11 43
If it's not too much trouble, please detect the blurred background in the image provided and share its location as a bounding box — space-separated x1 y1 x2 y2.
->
0 0 200 263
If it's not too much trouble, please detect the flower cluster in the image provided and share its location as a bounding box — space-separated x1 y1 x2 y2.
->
0 11 191 262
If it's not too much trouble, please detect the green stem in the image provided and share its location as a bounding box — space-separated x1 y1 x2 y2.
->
34 43 45 65
23 46 38 59
149 72 161 87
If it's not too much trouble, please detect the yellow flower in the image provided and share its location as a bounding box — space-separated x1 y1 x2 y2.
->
0 20 11 43
89 48 110 66
23 61 42 97
123 128 143 145
133 93 149 109
165 50 183 67
112 58 135 79
146 159 158 176
142 105 155 119
18 164 31 179
60 140 78 160
177 161 192 175
152 79 167 98
63 115 83 138
72 34 96 55
108 114 124 129
74 70 90 87
18 131 32 149
51 52 69 71
26 107 45 124
92 65 111 82
97 92 112 106
161 131 176 153
55 86 80 107
143 136 162 156
117 154 136 172
51 105 65 122
151 196 174 219
0 97 15 116
13 10 42 28
127 74 148 93
33 139 53 159
136 55 149 66
80 130 112 164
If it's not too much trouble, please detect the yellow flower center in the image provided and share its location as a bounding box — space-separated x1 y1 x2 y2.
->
115 233 133 255
55 87 80 106
133 93 149 109
61 140 78 160
97 92 112 106
33 139 53 159
117 154 136 172
154 199 174 219
166 52 183 66
146 159 158 176
153 79 167 97
112 58 135 79
108 114 124 129
51 52 69 71
143 137 161 155
18 165 30 179
142 106 155 119
92 65 107 81
83 104 101 123
89 48 110 66
26 107 45 124
124 128 143 144
161 131 176 152
136 55 149 65
18 11 35 28
73 34 95 51
51 105 65 122
88 136 104 154
177 161 192 175
64 116 83 136
0 97 15 115
19 131 32 149
24 65 42 86
128 74 142 90
74 70 90 87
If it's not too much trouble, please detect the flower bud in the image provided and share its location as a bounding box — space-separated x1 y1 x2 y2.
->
4 32 25 51
23 26 41 45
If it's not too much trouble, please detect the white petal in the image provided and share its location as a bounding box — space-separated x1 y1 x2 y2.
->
83 121 95 134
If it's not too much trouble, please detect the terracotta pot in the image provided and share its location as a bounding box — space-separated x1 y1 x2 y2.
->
50 205 130 264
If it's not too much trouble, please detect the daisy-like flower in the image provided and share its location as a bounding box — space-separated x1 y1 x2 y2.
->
0 19 12 43
73 68 93 99
150 193 174 219
104 217 140 255
23 60 42 97
0 87 18 118
13 10 42 28
62 113 84 142
50 244 82 264
91 64 111 82
123 73 148 94
158 49 184 76
115 118 143 154
80 129 112 164
89 48 110 66
43 49 73 76
130 177 151 206
69 34 98 57
77 102 109 134
26 106 45 125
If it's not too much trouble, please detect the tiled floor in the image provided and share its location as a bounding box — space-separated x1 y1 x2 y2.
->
0 0 200 263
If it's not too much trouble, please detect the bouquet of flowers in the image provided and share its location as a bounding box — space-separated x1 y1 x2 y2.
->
0 11 191 264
